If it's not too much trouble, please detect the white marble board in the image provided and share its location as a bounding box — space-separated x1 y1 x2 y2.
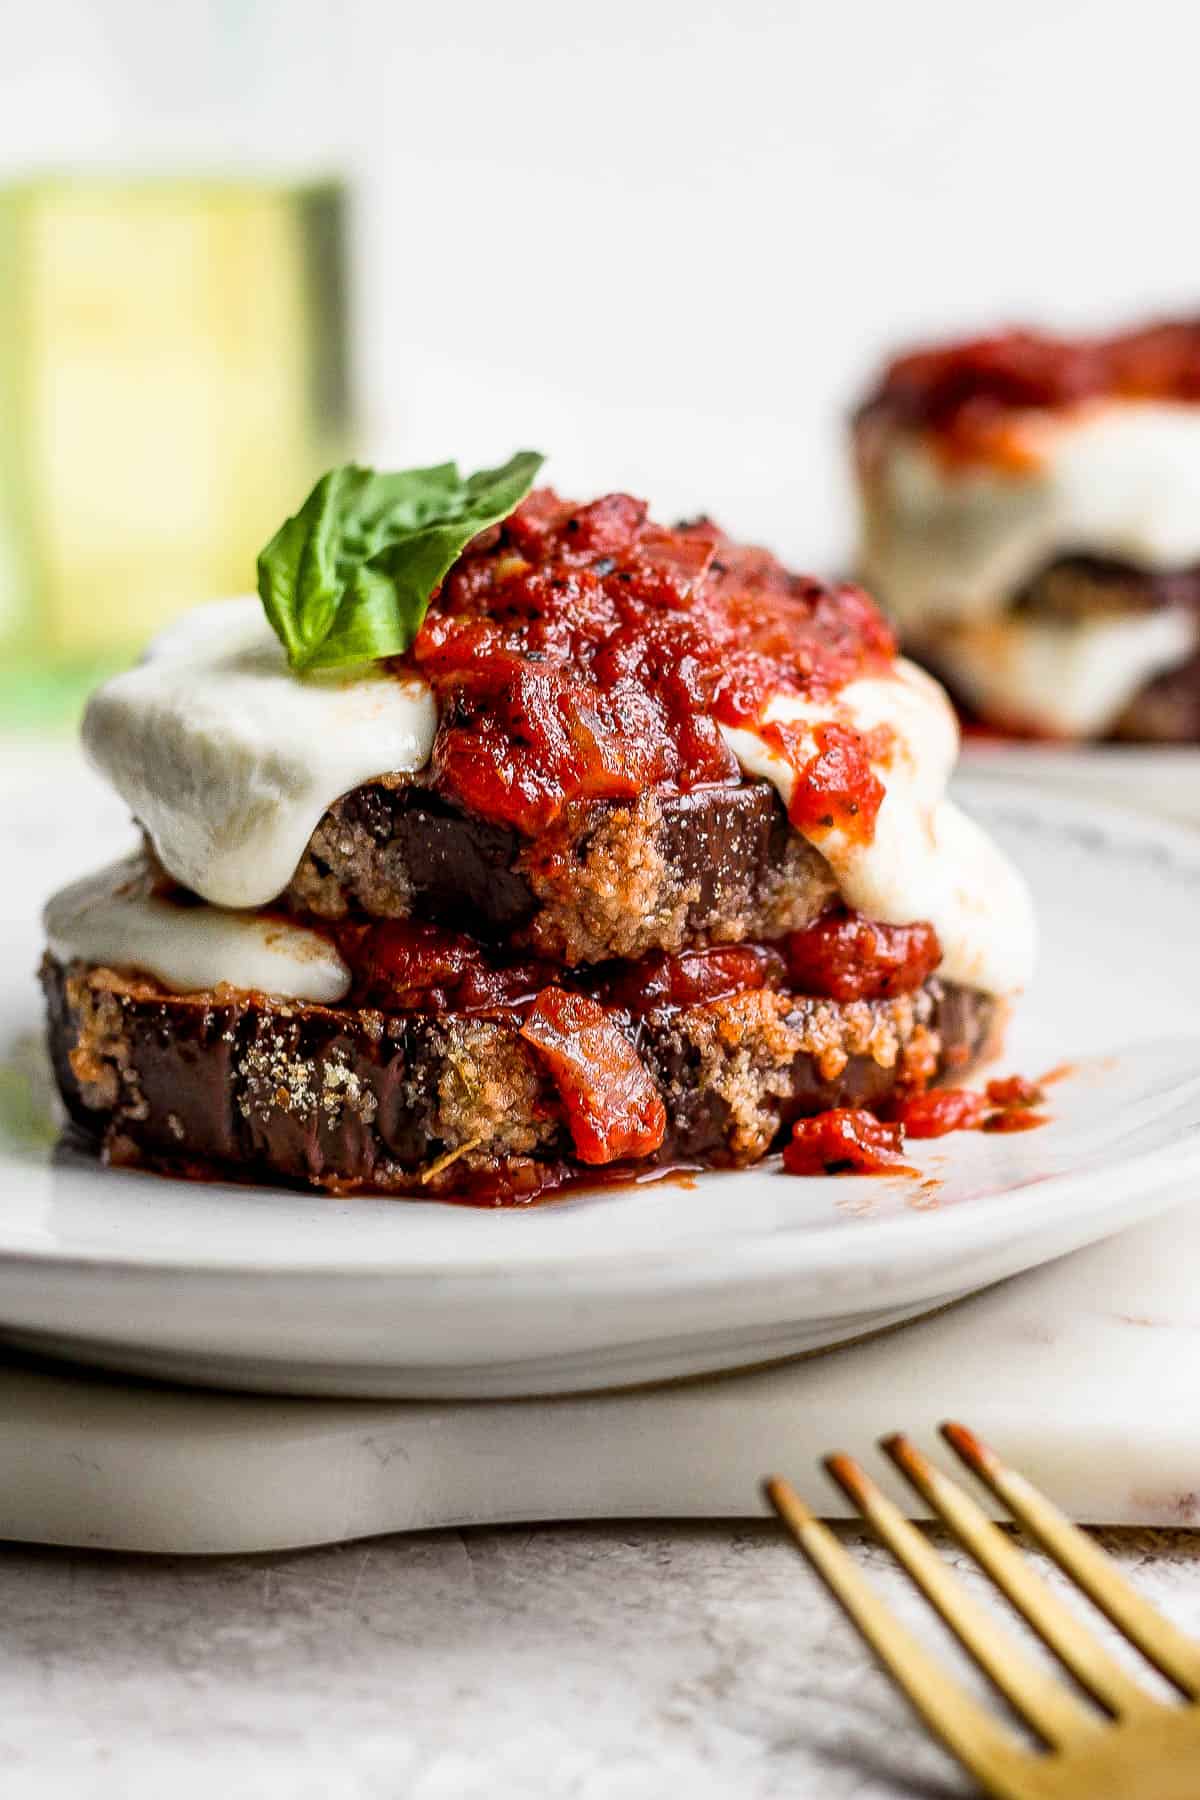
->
2 1194 1198 1555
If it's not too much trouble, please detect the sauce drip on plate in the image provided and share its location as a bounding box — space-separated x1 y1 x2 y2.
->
783 1071 1050 1175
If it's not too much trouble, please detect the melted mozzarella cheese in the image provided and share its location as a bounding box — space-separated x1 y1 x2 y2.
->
45 855 351 1003
927 608 1200 739
83 596 437 909
860 401 1200 630
79 597 1033 1001
720 660 1035 995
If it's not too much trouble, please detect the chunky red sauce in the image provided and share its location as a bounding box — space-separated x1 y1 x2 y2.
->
890 1073 1049 1142
784 1071 1050 1176
783 1110 913 1177
400 490 895 838
519 988 666 1164
856 318 1200 470
596 944 783 1013
985 1074 1043 1108
893 1088 989 1139
350 919 555 1014
784 909 941 1003
346 911 941 1018
339 913 947 1172
761 721 886 844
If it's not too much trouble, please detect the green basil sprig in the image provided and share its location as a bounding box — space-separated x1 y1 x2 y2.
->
256 450 544 672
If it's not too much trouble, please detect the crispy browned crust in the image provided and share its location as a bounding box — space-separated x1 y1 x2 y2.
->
41 956 1001 1198
282 780 838 965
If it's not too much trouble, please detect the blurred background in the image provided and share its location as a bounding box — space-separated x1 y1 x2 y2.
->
0 0 1195 723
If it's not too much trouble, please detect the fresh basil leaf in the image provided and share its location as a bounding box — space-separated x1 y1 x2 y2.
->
256 450 544 672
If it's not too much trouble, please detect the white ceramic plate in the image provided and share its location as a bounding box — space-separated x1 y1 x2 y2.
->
1 748 1199 1397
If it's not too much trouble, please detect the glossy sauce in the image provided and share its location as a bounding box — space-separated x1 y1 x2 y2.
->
519 987 667 1164
596 944 783 1013
784 909 941 1003
782 1110 913 1177
401 490 895 837
783 1069 1051 1176
892 1088 989 1139
344 912 942 1019
442 1158 705 1210
337 914 946 1175
348 918 555 1015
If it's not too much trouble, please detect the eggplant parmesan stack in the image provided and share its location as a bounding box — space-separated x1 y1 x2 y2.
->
42 462 1034 1200
853 318 1200 741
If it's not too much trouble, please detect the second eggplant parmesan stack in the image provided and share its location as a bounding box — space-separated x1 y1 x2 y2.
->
852 317 1200 740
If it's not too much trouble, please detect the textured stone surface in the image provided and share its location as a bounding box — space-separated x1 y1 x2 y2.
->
2 1522 1200 1798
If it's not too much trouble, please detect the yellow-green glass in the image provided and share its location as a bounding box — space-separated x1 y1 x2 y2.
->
0 175 352 726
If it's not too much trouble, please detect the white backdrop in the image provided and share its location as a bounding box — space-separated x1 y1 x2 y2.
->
3 0 1196 567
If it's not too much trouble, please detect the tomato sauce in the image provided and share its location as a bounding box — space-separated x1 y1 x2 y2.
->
783 1110 913 1177
856 318 1200 469
893 1088 989 1139
519 987 666 1164
346 913 942 1018
783 1069 1051 1177
342 914 951 1173
349 918 557 1015
784 910 941 1003
890 1072 1050 1143
981 1108 1049 1134
762 721 885 844
985 1074 1044 1108
401 490 895 838
596 944 783 1013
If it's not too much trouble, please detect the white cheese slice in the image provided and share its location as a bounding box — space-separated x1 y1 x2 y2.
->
927 607 1200 739
720 659 1035 995
860 400 1200 629
82 596 437 910
78 599 1034 1001
45 855 351 1003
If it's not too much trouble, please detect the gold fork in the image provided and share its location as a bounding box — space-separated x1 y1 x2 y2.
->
765 1424 1200 1799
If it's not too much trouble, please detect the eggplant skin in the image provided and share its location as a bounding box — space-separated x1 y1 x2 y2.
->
41 955 1001 1200
282 779 838 966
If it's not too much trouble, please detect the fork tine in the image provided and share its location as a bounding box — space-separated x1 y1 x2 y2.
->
943 1423 1200 1698
823 1453 1097 1749
764 1477 1024 1793
882 1433 1151 1718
